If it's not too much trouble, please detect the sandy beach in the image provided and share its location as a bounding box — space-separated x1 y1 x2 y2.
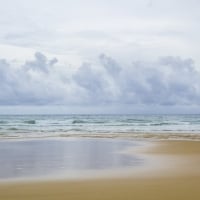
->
0 140 199 200
1 0 199 198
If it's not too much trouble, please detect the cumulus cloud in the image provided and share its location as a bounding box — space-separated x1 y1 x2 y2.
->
99 54 121 77
120 57 200 105
23 52 57 73
74 56 122 103
0 52 200 107
0 53 76 105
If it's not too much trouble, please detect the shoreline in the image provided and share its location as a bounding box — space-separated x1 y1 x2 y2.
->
0 140 200 199
1 131 200 141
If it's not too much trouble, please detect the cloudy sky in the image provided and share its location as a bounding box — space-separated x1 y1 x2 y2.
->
0 0 200 114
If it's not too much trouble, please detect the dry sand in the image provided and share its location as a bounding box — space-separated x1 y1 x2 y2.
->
0 140 200 200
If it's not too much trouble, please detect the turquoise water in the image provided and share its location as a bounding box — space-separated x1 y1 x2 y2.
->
0 115 200 139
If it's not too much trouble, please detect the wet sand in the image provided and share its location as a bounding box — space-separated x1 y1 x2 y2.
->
0 138 143 180
0 140 200 200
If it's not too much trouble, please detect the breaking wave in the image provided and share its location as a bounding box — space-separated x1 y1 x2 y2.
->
24 120 36 124
0 114 200 140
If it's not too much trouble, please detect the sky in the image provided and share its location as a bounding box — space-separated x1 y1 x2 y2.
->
0 0 200 114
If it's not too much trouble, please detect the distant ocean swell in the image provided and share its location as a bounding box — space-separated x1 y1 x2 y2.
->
0 115 200 140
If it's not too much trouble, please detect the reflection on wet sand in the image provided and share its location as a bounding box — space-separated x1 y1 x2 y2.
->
0 138 143 180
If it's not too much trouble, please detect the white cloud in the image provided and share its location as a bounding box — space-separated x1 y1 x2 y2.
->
0 52 200 109
0 0 199 113
0 0 200 66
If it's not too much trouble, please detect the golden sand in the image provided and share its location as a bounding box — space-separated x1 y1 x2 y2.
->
0 140 200 200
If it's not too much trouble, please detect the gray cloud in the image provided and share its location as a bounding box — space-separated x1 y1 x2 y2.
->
118 56 200 105
23 52 57 73
0 52 200 108
73 55 200 106
73 62 113 104
99 54 121 77
0 53 71 105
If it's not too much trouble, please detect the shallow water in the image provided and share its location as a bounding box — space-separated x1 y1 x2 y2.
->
0 138 143 180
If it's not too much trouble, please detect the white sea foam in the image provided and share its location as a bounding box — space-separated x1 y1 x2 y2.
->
0 115 200 140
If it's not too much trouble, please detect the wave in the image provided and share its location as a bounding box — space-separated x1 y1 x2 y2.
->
58 132 200 141
0 121 8 124
119 119 152 123
150 122 178 126
23 120 36 124
72 120 86 124
0 130 200 141
72 119 154 124
66 128 91 132
72 120 107 124
7 128 18 131
189 121 200 125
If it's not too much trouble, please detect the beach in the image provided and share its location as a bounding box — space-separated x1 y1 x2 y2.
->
0 139 199 200
1 0 199 198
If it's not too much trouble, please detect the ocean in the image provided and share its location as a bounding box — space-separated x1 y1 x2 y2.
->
0 114 200 140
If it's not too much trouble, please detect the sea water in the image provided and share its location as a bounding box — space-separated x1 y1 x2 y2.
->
0 115 200 140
